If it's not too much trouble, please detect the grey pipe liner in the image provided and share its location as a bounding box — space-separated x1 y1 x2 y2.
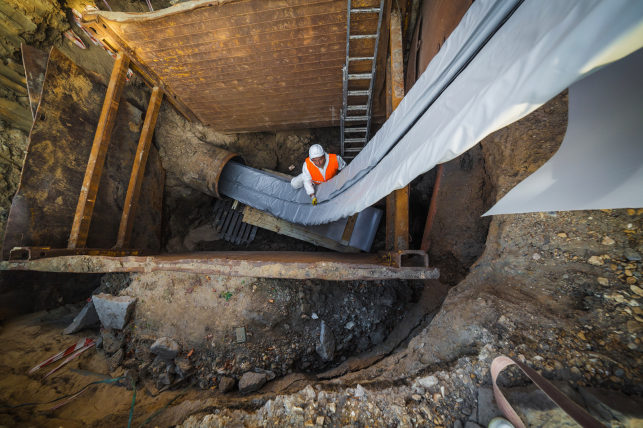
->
219 0 643 225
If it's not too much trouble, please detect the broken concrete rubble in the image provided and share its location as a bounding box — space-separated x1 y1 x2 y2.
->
63 300 100 334
175 357 194 379
92 293 136 330
101 329 124 354
151 337 181 360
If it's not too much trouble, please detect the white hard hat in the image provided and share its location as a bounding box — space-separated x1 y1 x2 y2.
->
309 144 325 159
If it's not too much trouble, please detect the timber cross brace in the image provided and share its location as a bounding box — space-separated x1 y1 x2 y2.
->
65 53 164 251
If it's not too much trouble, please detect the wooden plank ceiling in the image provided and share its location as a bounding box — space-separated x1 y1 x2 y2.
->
82 0 382 133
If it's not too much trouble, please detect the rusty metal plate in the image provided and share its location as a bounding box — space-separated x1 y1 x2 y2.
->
21 44 48 119
405 0 471 90
81 0 383 132
1 251 440 281
1 47 163 260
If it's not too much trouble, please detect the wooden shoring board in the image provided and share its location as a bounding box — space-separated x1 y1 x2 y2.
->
115 86 163 249
243 207 360 253
79 0 384 132
0 97 32 133
1 47 163 260
69 52 130 249
341 214 358 246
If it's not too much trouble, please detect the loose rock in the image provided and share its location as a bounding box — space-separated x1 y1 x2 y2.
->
238 372 267 394
175 357 193 378
158 372 174 386
624 248 642 261
150 337 181 359
316 322 335 362
588 256 604 266
626 320 643 334
92 293 136 330
101 330 124 354
601 236 616 245
219 377 235 393
110 349 124 368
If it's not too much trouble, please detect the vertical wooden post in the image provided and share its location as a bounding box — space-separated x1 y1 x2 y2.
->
390 8 405 111
385 7 409 252
115 86 163 248
420 163 443 252
68 53 130 249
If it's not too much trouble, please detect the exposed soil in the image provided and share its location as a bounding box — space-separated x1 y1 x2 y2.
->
1 1 642 427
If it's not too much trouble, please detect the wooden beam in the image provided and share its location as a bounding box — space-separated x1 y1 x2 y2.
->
341 214 359 246
68 53 130 249
385 7 409 252
420 163 443 252
390 8 405 110
243 206 360 253
0 74 28 96
0 97 32 132
115 86 163 249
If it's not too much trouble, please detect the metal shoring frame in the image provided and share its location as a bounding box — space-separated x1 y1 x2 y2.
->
341 0 352 157
365 0 386 144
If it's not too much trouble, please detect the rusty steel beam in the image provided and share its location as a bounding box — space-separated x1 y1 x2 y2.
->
115 86 163 249
1 251 439 281
9 247 153 262
385 8 409 251
420 163 444 252
68 53 130 249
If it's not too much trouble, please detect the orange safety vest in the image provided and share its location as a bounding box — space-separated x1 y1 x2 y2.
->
305 154 339 184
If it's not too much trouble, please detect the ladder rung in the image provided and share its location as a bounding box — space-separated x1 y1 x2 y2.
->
347 105 367 110
344 138 366 143
344 148 363 152
348 90 369 96
344 127 367 132
348 57 374 61
351 8 380 13
345 116 368 121
350 34 377 39
348 74 372 80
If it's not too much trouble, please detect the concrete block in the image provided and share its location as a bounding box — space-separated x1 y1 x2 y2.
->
93 293 136 330
63 300 100 334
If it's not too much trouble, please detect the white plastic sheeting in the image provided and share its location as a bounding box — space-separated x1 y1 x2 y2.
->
485 47 643 215
219 0 643 226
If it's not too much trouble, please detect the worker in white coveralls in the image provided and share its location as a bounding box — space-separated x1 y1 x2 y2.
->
291 144 347 205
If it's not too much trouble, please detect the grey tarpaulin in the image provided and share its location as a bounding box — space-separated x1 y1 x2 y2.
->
485 47 643 216
218 0 643 226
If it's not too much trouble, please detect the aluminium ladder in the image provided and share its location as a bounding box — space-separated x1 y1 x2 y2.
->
340 0 386 159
